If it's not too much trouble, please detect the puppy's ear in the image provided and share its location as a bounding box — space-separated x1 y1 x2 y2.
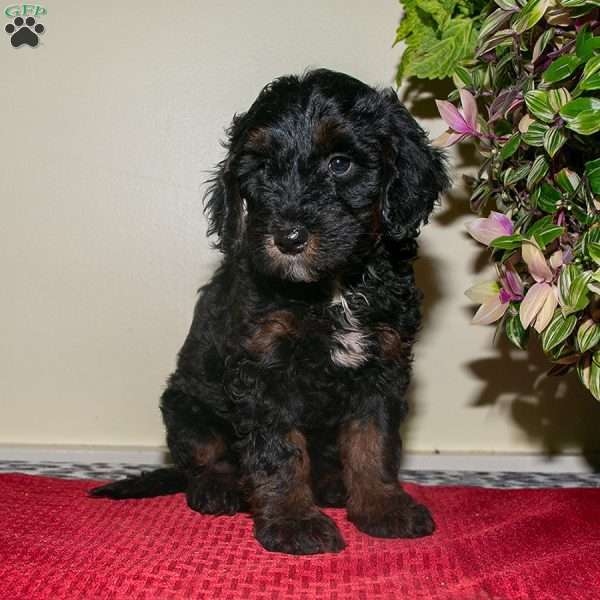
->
379 90 449 242
203 121 246 255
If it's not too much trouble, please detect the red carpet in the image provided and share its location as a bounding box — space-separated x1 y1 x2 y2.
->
1 474 599 600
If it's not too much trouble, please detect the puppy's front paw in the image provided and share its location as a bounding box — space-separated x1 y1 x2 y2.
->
255 511 346 555
350 495 435 539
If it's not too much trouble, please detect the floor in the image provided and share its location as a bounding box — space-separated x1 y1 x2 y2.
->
2 460 599 488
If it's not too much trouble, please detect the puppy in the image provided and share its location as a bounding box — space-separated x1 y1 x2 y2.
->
91 69 449 555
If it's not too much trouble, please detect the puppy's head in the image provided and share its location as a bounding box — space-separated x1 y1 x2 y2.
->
204 69 449 282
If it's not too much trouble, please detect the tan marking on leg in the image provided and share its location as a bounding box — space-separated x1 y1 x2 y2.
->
338 420 395 516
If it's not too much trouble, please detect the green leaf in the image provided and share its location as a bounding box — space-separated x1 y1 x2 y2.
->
559 97 600 120
495 0 518 8
534 183 562 213
563 0 600 7
548 341 576 362
489 234 524 249
581 74 600 91
543 126 567 158
525 215 554 236
479 9 513 41
522 121 548 146
527 155 549 190
577 353 592 389
406 18 477 80
542 55 583 83
583 227 600 251
547 88 572 113
499 133 521 159
576 55 600 92
417 0 454 27
505 312 528 349
588 241 600 265
532 28 555 63
537 225 564 247
576 28 600 61
525 90 555 123
555 168 581 193
565 109 600 135
525 215 564 246
582 55 600 83
503 163 530 185
452 65 473 88
577 319 600 353
558 263 582 307
585 158 600 194
590 353 600 401
477 29 514 56
541 311 578 352
563 271 592 316
394 2 482 82
512 0 550 34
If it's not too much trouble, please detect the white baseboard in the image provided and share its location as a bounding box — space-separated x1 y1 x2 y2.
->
0 444 169 465
400 452 596 473
0 444 596 473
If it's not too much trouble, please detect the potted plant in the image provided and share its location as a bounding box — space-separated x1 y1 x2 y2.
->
396 0 600 399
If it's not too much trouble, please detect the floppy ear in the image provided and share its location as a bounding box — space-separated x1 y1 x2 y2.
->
379 90 450 242
203 121 247 255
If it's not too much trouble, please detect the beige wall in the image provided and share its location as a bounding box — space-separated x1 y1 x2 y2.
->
2 0 599 455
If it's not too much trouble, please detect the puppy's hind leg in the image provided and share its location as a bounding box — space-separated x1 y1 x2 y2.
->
161 386 247 516
183 432 248 516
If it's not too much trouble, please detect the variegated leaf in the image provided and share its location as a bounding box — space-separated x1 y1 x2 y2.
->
525 90 555 123
522 122 548 146
505 312 528 349
577 319 600 353
543 127 567 158
554 168 581 193
526 155 549 190
590 353 600 401
547 88 571 113
532 28 555 63
503 164 531 186
543 56 582 84
512 0 550 34
577 353 592 388
541 311 577 352
565 109 600 135
499 133 521 159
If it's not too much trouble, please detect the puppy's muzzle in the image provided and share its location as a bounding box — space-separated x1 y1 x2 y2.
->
273 226 309 255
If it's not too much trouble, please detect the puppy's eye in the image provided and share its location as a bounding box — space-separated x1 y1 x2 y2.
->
328 156 352 176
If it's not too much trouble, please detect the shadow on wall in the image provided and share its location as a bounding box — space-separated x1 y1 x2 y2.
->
399 76 600 467
467 334 600 469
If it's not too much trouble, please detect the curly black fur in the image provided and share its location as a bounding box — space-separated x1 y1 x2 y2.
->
90 69 449 555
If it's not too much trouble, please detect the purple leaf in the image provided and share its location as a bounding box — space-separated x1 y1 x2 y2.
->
522 239 553 283
472 294 509 325
435 100 473 134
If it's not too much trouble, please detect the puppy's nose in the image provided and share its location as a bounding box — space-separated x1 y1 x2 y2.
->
274 226 309 254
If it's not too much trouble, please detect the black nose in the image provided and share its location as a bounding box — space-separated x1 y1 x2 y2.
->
274 226 309 254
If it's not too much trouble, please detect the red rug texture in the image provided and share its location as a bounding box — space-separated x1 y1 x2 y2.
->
1 474 599 600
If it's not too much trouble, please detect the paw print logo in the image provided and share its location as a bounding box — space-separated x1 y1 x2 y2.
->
5 16 45 48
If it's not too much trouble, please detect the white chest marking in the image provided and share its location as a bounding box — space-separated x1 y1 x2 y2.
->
330 285 369 369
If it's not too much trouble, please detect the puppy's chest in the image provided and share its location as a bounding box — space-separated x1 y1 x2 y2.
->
243 290 404 370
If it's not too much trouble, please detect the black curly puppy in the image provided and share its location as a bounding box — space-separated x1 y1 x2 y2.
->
90 69 449 555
